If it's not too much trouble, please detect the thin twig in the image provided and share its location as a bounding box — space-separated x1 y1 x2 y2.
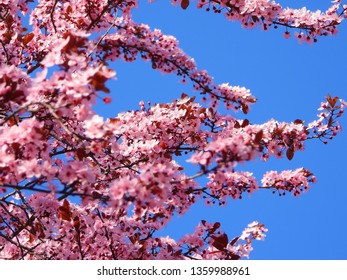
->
88 9 119 58
0 39 9 63
50 0 58 33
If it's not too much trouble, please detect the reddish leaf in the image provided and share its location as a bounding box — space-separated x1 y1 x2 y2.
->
73 216 80 230
11 142 21 152
286 148 294 161
181 92 188 99
3 31 12 44
90 72 110 93
212 241 225 251
175 151 182 156
76 148 88 160
58 199 72 221
251 15 259 22
11 142 22 159
254 130 263 144
58 208 71 221
23 33 34 46
234 121 241 128
174 249 183 257
212 222 221 230
294 119 303 125
211 233 229 251
241 119 250 127
184 105 192 118
241 104 249 114
327 95 339 108
129 236 136 244
29 232 35 243
92 190 102 198
35 222 45 238
65 5 73 20
33 126 49 139
181 0 189 10
109 117 120 125
8 115 20 127
63 199 70 209
229 236 239 246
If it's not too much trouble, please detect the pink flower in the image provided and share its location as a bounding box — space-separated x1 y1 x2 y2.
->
28 193 60 216
83 115 105 138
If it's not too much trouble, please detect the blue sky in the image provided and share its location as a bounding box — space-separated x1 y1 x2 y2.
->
93 0 347 259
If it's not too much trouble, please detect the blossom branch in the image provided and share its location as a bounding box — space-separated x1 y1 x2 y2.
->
50 0 58 33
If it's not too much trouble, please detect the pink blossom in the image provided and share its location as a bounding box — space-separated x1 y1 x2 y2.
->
0 0 344 260
262 168 316 196
83 115 105 138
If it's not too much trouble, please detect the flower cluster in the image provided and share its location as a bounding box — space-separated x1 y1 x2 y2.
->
261 168 316 197
190 0 346 43
0 0 345 260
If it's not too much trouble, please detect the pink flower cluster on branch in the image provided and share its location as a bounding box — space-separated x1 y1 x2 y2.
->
0 0 345 259
307 95 346 143
187 95 344 202
173 0 346 43
177 220 267 259
101 19 256 113
261 168 316 197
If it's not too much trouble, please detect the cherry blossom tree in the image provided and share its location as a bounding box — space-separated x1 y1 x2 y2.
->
0 0 346 260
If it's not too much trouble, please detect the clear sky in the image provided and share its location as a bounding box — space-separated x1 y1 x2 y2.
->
94 0 347 259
